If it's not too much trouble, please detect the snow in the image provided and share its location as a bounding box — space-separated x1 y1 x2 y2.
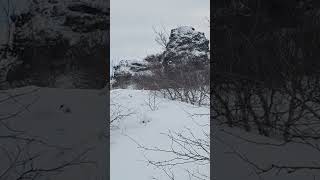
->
213 123 320 179
170 26 206 43
110 89 210 180
0 86 107 179
4 86 318 179
172 26 196 36
110 88 320 180
113 59 152 77
166 26 209 60
0 86 209 179
14 0 108 48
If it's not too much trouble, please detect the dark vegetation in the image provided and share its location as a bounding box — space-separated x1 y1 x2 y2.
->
214 0 320 139
213 0 320 174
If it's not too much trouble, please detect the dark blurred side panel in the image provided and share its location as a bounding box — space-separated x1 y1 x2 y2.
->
0 0 109 179
213 0 320 179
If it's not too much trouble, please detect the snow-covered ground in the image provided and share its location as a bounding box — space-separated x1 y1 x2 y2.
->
109 89 320 180
110 89 210 180
4 86 318 179
213 123 320 180
1 86 209 179
0 86 107 180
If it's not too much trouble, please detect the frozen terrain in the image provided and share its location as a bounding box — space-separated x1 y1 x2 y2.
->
3 86 317 179
110 89 210 180
213 123 320 180
110 89 320 180
0 86 107 180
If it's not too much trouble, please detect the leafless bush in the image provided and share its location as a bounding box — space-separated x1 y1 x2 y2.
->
213 0 320 177
153 25 169 50
132 74 159 90
145 91 159 111
110 100 134 130
148 64 210 106
129 125 209 180
212 70 320 177
214 56 320 142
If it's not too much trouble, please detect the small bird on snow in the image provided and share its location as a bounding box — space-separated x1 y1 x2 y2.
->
59 104 72 113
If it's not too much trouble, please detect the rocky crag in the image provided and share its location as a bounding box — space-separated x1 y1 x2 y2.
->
1 0 109 89
111 26 209 89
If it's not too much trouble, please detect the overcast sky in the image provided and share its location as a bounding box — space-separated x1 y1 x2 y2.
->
0 0 210 66
110 0 210 65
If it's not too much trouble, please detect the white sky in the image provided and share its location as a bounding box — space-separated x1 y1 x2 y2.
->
0 0 210 68
110 0 210 64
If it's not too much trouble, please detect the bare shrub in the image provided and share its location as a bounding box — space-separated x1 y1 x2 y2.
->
128 123 209 180
145 91 159 111
110 99 134 129
147 61 210 106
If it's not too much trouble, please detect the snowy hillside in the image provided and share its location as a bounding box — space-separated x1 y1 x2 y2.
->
110 89 210 180
111 26 209 89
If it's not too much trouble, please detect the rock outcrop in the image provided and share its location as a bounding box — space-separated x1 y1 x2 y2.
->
111 26 210 89
4 0 109 89
111 60 152 89
162 26 209 70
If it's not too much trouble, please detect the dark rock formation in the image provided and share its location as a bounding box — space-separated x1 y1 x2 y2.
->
7 0 109 89
112 60 152 88
162 26 209 71
111 26 210 89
